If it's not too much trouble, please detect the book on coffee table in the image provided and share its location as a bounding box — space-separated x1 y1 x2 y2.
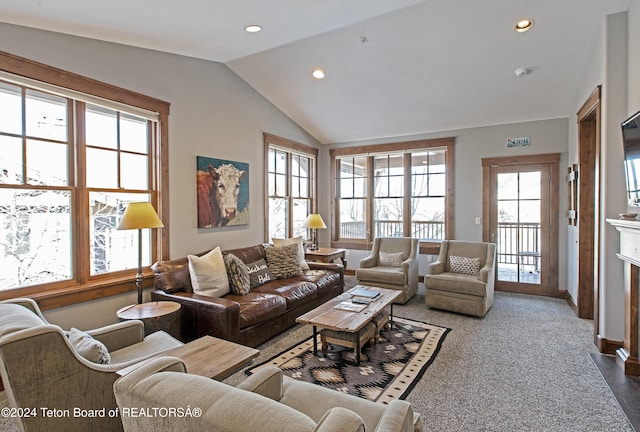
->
334 301 367 312
350 287 381 299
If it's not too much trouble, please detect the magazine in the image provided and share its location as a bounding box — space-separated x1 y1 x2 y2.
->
334 301 367 312
350 287 380 299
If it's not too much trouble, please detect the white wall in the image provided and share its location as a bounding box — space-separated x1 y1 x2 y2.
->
0 22 320 329
324 118 569 291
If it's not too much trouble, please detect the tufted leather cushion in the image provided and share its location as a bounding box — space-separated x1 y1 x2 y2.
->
226 292 287 329
253 280 317 309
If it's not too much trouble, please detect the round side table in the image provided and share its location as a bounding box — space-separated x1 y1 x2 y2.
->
117 301 181 339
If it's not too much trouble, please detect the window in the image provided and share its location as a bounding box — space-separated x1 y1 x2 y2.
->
0 51 169 306
264 133 317 241
330 138 454 252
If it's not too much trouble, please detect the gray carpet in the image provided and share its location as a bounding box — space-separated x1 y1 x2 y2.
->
1 278 633 431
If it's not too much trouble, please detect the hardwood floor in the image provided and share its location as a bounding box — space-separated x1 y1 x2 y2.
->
591 353 640 431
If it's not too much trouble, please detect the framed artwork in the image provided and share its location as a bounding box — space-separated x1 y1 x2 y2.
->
196 156 249 228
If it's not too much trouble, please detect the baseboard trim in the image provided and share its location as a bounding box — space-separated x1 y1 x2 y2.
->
597 334 623 356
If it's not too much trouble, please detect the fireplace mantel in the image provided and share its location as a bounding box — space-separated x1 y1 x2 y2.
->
607 218 640 376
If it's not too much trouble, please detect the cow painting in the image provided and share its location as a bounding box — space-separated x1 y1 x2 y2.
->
196 157 249 228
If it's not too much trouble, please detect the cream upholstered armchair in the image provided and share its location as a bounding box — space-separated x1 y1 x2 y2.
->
0 298 183 432
424 240 496 317
114 356 422 432
355 237 419 304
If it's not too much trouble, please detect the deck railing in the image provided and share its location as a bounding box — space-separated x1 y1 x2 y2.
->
340 220 444 241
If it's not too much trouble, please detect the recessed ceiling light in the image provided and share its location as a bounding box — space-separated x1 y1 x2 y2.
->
312 68 325 79
514 67 531 77
514 18 534 33
244 25 262 33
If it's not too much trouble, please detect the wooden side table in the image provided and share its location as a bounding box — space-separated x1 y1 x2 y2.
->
117 336 260 380
304 247 347 268
117 301 181 339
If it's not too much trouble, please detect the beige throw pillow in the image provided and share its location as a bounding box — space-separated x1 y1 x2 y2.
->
449 255 480 275
266 243 303 279
188 247 230 297
272 236 310 271
69 328 111 364
379 251 405 267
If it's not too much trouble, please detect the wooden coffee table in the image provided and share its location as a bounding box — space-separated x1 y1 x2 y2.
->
117 336 259 380
296 286 400 365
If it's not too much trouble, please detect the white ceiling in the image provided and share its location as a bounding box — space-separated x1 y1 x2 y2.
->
0 0 632 144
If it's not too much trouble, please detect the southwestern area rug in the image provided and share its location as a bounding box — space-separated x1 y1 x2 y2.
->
246 317 450 404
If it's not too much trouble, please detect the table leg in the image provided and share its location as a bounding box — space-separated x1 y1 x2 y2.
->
355 334 361 366
390 304 394 330
313 326 318 355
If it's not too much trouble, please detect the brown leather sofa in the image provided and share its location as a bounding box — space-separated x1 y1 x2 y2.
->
151 243 344 347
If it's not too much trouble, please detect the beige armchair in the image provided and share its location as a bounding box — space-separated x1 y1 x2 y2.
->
0 298 183 432
114 356 422 432
424 240 496 317
355 237 419 304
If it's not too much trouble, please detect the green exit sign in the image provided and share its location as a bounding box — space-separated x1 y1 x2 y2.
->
507 137 530 148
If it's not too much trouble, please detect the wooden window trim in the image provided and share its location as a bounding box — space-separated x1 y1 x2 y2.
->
0 50 170 310
330 137 455 252
263 133 318 242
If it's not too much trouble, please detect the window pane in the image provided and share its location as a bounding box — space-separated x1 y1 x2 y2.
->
519 172 540 199
374 177 388 196
26 140 68 186
374 198 403 237
354 178 366 198
299 157 309 177
340 178 353 198
299 177 309 198
120 114 148 153
275 173 287 196
268 149 276 172
275 150 287 174
411 197 445 240
269 197 288 239
498 173 518 200
86 148 118 188
291 155 300 176
429 172 446 196
25 89 67 142
339 198 366 239
0 82 22 135
120 153 148 190
292 199 310 239
90 192 151 275
0 188 72 289
498 201 518 222
86 105 117 149
520 200 540 223
0 135 23 184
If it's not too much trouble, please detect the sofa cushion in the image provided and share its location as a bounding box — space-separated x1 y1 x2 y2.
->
449 255 480 275
425 272 487 297
295 270 341 295
379 251 405 267
266 244 303 279
151 257 192 293
226 292 288 329
188 247 230 297
224 253 250 295
247 258 275 288
272 236 310 271
222 244 268 265
69 327 111 364
253 280 318 309
355 267 407 286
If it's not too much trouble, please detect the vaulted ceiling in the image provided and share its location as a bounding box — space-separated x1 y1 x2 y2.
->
0 0 632 143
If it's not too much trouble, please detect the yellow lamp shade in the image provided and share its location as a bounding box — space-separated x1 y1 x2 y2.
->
116 202 164 230
302 214 326 229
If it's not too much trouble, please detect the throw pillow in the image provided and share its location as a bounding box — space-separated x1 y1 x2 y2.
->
449 255 480 275
272 236 310 271
379 251 405 267
246 258 275 288
187 247 230 298
224 253 250 295
266 243 303 279
69 328 111 364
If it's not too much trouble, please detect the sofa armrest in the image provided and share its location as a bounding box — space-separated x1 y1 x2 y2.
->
236 365 284 401
426 260 444 275
87 320 145 352
151 290 241 342
314 407 365 432
374 400 415 432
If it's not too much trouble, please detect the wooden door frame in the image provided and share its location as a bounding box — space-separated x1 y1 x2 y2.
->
482 153 561 298
576 87 602 341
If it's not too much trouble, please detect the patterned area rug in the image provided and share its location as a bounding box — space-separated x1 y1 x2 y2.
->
246 317 450 404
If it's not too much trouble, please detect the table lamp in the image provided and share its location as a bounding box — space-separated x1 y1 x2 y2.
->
302 213 326 251
116 202 164 304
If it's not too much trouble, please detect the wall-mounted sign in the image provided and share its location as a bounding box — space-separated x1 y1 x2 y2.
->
507 136 530 148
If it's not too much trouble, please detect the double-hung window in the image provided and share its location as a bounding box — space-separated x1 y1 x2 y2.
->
0 52 169 305
264 133 317 241
330 138 454 252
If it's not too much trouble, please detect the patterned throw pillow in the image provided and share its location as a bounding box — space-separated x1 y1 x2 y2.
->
187 247 230 298
246 258 274 288
69 328 111 364
266 243 303 279
379 251 405 267
272 236 310 271
449 255 480 275
224 253 250 295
